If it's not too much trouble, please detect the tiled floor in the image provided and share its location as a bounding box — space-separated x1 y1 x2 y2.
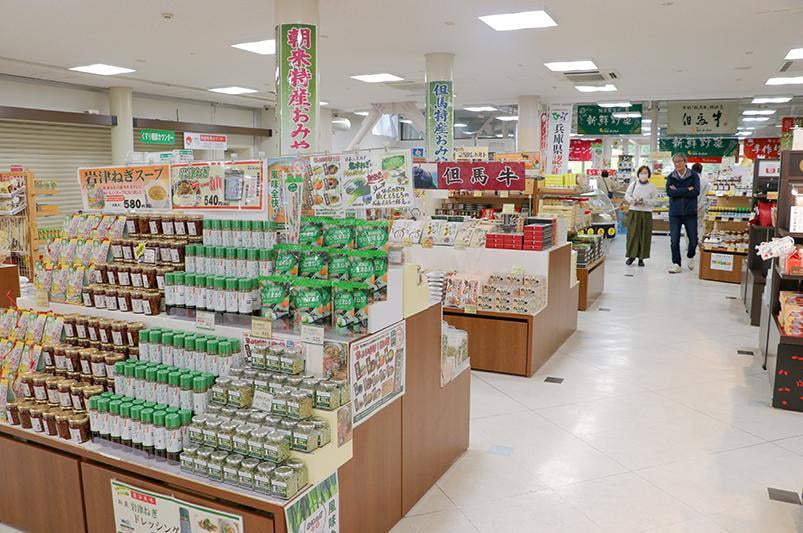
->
392 236 803 533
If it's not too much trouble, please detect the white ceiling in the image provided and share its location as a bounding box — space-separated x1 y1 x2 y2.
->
1 0 803 116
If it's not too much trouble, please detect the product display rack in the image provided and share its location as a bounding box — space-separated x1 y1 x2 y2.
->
0 170 38 279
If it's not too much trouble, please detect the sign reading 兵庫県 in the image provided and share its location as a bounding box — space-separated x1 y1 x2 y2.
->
540 104 573 175
426 80 454 161
277 24 317 156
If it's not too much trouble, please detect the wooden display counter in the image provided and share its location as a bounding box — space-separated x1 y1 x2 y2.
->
0 264 20 307
0 304 469 533
577 256 605 311
442 243 578 376
699 249 746 284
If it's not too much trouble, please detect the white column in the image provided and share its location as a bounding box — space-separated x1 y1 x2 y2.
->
517 95 540 152
275 0 318 25
109 87 133 165
603 137 613 168
425 52 454 161
650 103 659 153
259 108 280 158
318 107 333 152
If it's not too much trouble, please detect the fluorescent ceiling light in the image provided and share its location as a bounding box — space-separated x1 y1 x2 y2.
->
738 126 756 130
496 115 518 121
354 111 369 116
399 119 412 124
320 101 329 106
641 118 652 123
231 39 275 55
785 48 803 60
479 10 557 31
495 134 504 138
612 112 641 119
454 123 467 127
766 76 803 86
69 63 135 76
743 117 770 122
544 60 597 72
737 131 753 136
575 84 617 93
742 109 776 115
209 86 258 95
350 73 403 83
598 101 631 108
752 96 792 104
464 106 497 112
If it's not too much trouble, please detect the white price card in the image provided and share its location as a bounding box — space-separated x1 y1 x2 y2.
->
301 325 325 345
196 310 216 330
252 390 273 412
250 317 273 339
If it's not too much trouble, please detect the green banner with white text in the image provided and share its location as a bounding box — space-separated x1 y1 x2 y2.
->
577 104 643 135
277 23 317 156
659 137 739 163
426 80 453 161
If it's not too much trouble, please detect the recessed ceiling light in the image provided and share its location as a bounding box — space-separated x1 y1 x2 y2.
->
743 109 776 115
751 96 792 104
598 101 631 108
231 39 275 55
496 116 518 121
766 76 803 86
354 111 369 116
400 119 412 124
479 10 557 31
454 123 467 127
575 84 617 93
208 86 258 95
69 64 135 76
743 117 770 122
544 60 597 72
464 106 497 112
784 48 803 60
320 101 329 106
350 73 404 83
612 112 641 119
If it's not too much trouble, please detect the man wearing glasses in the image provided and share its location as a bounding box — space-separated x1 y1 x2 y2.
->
666 152 701 274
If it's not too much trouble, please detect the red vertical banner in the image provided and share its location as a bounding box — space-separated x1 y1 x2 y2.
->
743 137 780 160
437 162 526 190
569 139 601 161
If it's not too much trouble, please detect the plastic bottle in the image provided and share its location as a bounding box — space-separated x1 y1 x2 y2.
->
168 370 182 408
165 413 183 463
156 368 170 405
225 278 239 313
193 375 208 414
161 331 174 367
179 373 194 411
130 404 143 450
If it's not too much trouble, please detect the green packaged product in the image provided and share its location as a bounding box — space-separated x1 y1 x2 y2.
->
273 244 302 276
354 219 390 251
291 278 332 329
298 216 326 246
332 281 370 335
328 249 351 281
323 218 355 249
298 246 329 279
372 250 389 302
259 276 292 327
347 250 376 290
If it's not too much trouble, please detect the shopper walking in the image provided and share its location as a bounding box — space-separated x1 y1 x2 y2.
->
666 152 700 274
624 166 657 266
692 162 710 245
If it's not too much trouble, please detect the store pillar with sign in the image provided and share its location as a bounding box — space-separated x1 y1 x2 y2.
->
275 0 319 156
109 87 134 165
425 52 454 162
517 95 540 152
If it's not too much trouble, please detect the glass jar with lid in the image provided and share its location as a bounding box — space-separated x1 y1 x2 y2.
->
251 346 267 370
266 346 283 372
270 388 289 417
287 391 313 420
227 379 253 408
315 381 340 410
248 411 269 426
271 466 299 499
129 265 143 288
238 457 259 490
254 462 276 494
69 414 91 443
280 345 305 374
195 446 215 477
285 375 305 389
208 450 228 482
292 421 320 452
180 444 198 473
332 378 350 405
202 416 222 447
232 423 254 455
189 415 207 444
217 420 238 452
121 239 136 262
223 454 244 486
263 430 290 463
268 374 288 395
286 458 308 488
248 427 271 459
299 377 319 398
211 377 231 405
276 419 297 444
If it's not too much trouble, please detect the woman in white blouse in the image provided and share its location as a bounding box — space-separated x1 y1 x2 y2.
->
624 165 659 266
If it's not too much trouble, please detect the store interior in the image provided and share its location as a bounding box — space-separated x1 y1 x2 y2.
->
1 1 803 532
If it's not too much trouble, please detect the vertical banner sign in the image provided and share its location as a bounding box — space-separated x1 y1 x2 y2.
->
667 100 738 135
285 473 340 533
781 117 803 150
426 81 453 161
539 111 549 173
543 104 573 175
743 138 781 160
277 23 317 155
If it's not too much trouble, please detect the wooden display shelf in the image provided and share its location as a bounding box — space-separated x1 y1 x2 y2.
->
699 248 746 284
577 256 605 311
450 194 532 202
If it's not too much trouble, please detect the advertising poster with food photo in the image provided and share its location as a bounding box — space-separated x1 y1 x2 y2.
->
170 160 264 210
78 164 171 211
309 154 345 216
368 151 414 208
349 321 406 426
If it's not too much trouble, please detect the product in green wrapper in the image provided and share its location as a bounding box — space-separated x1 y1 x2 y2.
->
292 279 332 329
328 249 351 281
298 246 329 279
347 250 376 292
372 250 389 302
298 216 326 246
260 276 293 327
323 218 355 249
332 281 370 335
354 219 390 251
273 244 302 276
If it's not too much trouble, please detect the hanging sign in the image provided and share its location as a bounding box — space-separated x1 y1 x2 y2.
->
569 139 600 161
140 129 176 145
170 160 264 210
667 100 738 135
540 104 573 175
277 24 318 155
659 137 739 163
425 81 454 161
493 152 541 170
350 321 406 426
183 132 227 150
743 137 781 160
341 151 413 208
454 146 489 161
577 105 643 135
436 161 526 190
78 164 171 211
308 154 345 216
586 168 617 177
781 117 803 150
285 473 340 533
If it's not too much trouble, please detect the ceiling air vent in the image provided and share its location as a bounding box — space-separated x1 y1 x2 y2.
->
384 81 427 92
780 61 793 73
563 71 607 83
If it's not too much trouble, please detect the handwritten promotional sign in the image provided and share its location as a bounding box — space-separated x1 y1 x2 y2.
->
454 146 489 161
368 151 413 208
278 24 317 155
426 80 453 161
349 321 406 426
170 160 263 210
743 137 781 160
437 161 526 191
78 164 171 211
667 100 738 135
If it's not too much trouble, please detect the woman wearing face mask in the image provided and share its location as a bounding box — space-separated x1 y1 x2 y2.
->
624 165 658 266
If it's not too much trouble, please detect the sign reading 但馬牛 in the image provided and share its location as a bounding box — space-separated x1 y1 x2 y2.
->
437 161 526 191
78 164 171 211
667 100 738 135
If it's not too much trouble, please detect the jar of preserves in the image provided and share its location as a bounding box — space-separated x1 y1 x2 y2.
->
208 450 228 482
56 412 72 439
117 289 132 313
75 316 89 340
105 289 119 312
137 214 151 237
63 315 78 339
18 402 33 429
30 405 46 433
127 322 145 347
81 284 94 307
46 376 61 405
121 239 135 262
117 264 131 287
110 321 127 347
142 290 161 316
57 379 76 409
271 466 298 499
173 214 188 237
148 214 162 236
141 266 157 290
43 409 59 436
186 215 203 238
92 287 107 309
126 214 141 236
32 375 48 402
223 453 244 485
254 462 276 494
130 290 144 314
90 353 107 378
156 266 171 291
70 383 87 412
161 214 175 236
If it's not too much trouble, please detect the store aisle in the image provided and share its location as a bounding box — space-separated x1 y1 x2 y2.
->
392 236 803 533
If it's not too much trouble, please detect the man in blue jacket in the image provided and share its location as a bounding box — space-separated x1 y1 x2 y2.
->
666 152 700 274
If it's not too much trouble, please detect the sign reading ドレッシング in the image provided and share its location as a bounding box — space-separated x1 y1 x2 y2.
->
667 100 738 135
577 104 643 135
140 129 176 145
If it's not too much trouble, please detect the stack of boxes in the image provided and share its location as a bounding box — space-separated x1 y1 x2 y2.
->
477 273 547 315
523 223 553 251
485 232 524 250
571 234 604 268
779 291 803 336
